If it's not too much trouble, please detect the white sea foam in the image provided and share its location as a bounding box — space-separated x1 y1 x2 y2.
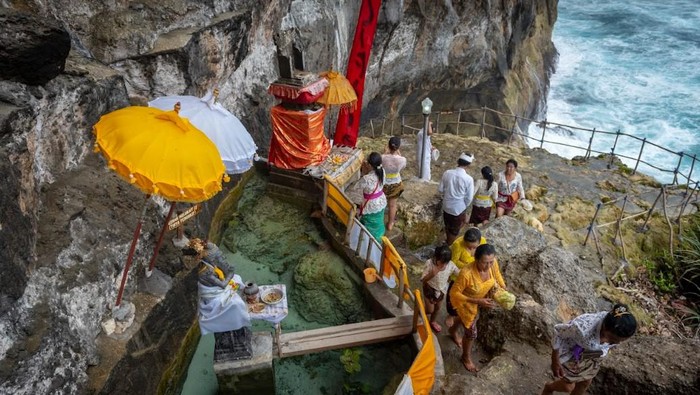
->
530 0 700 182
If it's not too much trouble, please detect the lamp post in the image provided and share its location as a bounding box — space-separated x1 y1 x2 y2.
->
418 97 433 180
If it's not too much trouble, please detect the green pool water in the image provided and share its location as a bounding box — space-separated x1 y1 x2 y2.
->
181 174 412 394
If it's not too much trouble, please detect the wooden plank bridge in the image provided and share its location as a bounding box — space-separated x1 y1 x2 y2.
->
278 314 415 357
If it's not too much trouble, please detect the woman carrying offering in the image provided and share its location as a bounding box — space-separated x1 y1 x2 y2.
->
421 245 460 333
350 152 388 241
496 158 525 217
382 136 407 231
469 166 499 226
542 304 637 395
449 243 506 372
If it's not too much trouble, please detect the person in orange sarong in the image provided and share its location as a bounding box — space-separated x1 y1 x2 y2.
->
448 243 506 372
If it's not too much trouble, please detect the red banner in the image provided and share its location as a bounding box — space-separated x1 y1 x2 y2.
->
333 0 382 147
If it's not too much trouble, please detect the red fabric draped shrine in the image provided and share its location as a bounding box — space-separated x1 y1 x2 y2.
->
333 0 382 148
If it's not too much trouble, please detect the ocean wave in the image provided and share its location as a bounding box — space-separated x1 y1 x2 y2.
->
530 0 700 182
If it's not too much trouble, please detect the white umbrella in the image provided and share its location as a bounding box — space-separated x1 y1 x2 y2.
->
149 90 257 174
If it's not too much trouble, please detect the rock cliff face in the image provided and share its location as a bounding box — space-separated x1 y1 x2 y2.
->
0 1 558 394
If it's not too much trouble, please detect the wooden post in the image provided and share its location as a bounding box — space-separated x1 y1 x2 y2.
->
480 107 486 138
632 138 647 175
607 129 621 169
686 154 696 195
146 202 177 275
539 119 547 148
583 202 602 246
412 291 420 333
397 265 405 309
456 109 462 135
672 153 684 185
356 230 365 256
508 115 518 146
585 128 596 159
640 188 663 232
116 196 150 306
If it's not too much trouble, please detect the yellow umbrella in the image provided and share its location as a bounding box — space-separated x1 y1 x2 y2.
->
317 70 357 111
93 105 228 202
93 105 229 306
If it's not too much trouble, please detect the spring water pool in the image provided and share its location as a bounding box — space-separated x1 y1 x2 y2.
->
181 174 412 394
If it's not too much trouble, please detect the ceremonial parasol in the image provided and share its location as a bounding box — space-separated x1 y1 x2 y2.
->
93 104 228 306
149 90 258 174
317 70 357 145
317 70 357 111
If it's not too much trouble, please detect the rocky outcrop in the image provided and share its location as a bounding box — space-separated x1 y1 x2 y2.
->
0 8 71 85
0 1 560 394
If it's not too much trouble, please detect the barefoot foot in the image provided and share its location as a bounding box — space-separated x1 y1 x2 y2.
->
450 333 462 348
462 359 479 372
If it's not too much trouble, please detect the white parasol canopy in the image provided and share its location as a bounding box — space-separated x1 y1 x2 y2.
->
149 91 258 174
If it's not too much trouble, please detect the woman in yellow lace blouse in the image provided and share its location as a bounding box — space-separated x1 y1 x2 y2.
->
449 243 506 372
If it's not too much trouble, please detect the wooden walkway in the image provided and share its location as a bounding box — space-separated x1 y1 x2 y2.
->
278 315 414 358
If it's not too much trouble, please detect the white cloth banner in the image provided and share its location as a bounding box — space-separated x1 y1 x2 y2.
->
394 374 414 395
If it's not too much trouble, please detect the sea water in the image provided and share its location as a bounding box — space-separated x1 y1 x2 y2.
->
530 0 700 182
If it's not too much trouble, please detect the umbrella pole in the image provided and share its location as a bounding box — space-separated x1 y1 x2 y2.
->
146 202 176 277
115 196 150 307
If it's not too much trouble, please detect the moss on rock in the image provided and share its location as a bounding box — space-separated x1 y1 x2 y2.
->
292 250 370 326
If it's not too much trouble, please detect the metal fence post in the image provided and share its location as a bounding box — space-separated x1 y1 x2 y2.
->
672 152 684 185
508 115 518 146
435 112 441 134
539 118 547 148
583 202 602 246
585 128 596 159
632 138 646 175
401 115 405 136
686 154 696 195
607 129 621 169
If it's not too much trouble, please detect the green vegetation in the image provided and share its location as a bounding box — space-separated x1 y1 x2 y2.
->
340 348 363 375
340 349 371 394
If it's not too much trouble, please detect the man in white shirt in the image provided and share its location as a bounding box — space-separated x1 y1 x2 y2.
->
438 153 475 245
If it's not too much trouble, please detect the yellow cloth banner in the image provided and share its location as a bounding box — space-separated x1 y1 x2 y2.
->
407 289 436 394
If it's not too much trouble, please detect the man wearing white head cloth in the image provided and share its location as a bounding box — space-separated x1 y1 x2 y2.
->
438 153 475 245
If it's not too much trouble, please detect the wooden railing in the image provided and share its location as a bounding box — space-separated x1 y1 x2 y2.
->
321 179 437 394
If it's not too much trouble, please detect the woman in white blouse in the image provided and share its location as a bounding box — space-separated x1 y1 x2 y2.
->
495 158 525 217
350 152 387 242
382 137 406 231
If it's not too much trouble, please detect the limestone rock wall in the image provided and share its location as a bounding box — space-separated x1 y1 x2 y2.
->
0 1 558 394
